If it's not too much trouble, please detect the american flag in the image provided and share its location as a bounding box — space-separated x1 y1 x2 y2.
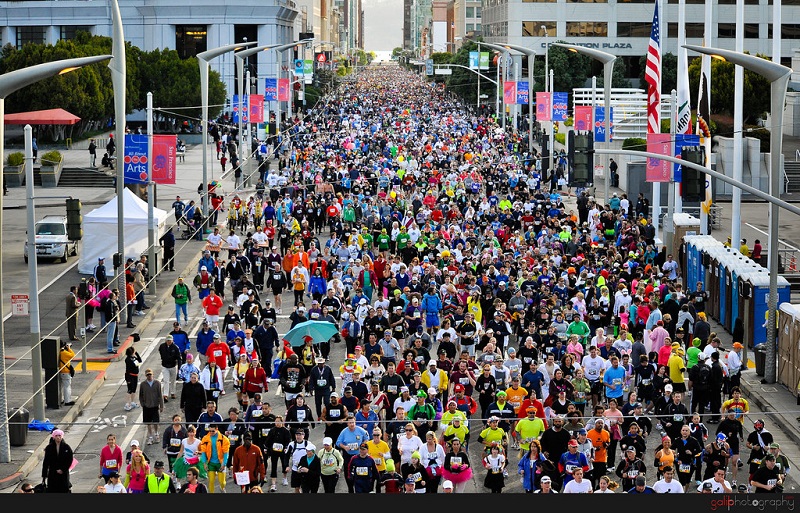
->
645 1 661 134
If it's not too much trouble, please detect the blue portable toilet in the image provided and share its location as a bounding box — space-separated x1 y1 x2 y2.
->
719 257 731 327
748 271 791 346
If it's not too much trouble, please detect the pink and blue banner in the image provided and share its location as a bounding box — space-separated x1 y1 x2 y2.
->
249 94 264 123
516 81 529 105
503 81 517 105
552 92 568 122
536 92 551 121
123 134 176 185
265 78 278 102
574 105 592 131
594 106 614 143
646 133 672 182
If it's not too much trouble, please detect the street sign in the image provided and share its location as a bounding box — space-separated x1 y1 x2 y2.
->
425 59 434 76
434 68 452 75
11 294 29 316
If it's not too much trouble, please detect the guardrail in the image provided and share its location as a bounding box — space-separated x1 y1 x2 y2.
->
652 205 722 230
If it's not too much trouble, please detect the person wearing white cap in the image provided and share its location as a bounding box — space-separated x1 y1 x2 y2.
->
318 437 344 493
296 442 321 493
442 479 454 493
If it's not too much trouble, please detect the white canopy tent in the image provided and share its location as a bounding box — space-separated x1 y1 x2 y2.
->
78 187 169 274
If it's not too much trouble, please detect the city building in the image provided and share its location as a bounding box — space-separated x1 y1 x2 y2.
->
453 0 482 49
482 0 798 78
0 0 300 103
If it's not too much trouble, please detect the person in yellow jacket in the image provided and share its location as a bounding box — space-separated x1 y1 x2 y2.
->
466 290 482 324
143 460 177 493
59 341 76 406
366 427 392 475
199 423 231 493
421 360 449 397
668 347 687 394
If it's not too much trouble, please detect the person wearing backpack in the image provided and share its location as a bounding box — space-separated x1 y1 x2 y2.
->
688 356 712 418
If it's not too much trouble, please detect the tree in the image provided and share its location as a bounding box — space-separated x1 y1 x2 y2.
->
430 52 452 65
688 53 770 125
531 42 591 94
638 52 678 94
438 40 496 111
391 47 403 60
597 57 629 88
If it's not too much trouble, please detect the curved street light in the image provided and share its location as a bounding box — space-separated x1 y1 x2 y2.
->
0 54 112 462
197 41 256 220
552 42 616 206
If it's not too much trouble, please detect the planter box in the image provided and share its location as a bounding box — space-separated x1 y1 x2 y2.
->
39 160 63 188
3 163 24 187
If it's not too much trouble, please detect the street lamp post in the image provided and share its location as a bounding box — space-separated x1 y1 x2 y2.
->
235 43 282 187
0 54 112 463
552 43 615 206
473 41 523 131
494 43 536 153
684 44 792 385
197 41 256 222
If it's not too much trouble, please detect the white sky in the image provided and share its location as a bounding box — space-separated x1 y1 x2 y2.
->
362 0 403 52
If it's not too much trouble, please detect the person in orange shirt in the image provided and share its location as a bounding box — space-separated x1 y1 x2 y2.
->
586 418 611 489
205 335 232 377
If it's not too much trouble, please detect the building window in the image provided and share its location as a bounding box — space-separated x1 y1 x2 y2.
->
569 0 608 3
719 23 760 37
781 24 800 38
16 26 46 49
566 22 608 37
60 26 91 41
466 7 474 17
616 22 652 37
175 25 208 59
475 23 482 33
475 7 482 17
467 23 475 32
522 21 556 37
522 0 556 3
668 22 705 38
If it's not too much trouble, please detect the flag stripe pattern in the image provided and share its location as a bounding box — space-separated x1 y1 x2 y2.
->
645 1 661 134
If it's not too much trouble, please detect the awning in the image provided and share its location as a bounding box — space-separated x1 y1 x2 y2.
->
4 108 81 125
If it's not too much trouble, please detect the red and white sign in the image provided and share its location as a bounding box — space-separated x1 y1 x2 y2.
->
317 53 326 63
11 294 29 316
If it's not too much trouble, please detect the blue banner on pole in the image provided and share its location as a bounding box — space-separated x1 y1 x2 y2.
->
123 134 148 184
594 106 614 143
552 92 568 121
265 78 278 102
232 94 249 124
469 51 479 70
516 81 529 105
674 133 700 182
294 59 304 76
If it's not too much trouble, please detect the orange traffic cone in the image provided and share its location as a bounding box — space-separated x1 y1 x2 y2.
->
789 255 797 272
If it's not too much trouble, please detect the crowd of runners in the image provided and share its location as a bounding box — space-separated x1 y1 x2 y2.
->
44 66 789 495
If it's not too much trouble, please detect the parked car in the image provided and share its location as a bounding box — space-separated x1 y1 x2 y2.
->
24 215 79 263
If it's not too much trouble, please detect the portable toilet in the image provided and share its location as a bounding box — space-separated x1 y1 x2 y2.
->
747 271 792 346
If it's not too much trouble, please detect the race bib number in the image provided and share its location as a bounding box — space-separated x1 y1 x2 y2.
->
317 379 326 387
641 379 652 385
574 392 585 401
673 414 684 422
253 410 263 417
229 435 239 442
348 443 358 451
272 443 284 451
374 457 382 466
387 385 397 394
311 313 320 319
356 466 369 476
170 438 181 447
297 410 306 422
413 312 421 318
460 378 469 385
261 428 271 437
329 410 341 418
627 469 639 478
751 459 761 465
451 457 462 466
287 379 298 388
566 464 577 473
767 479 778 487
105 459 117 468
679 464 691 473
214 350 222 357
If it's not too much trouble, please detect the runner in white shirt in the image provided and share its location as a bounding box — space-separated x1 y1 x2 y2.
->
563 468 593 493
652 467 684 493
698 468 733 493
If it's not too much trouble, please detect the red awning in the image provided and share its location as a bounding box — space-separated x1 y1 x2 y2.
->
4 108 81 125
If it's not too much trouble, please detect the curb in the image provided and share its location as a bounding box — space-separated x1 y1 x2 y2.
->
0 370 107 491
0 245 207 491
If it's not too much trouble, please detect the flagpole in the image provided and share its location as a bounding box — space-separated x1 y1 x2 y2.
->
731 0 744 247
675 0 689 214
649 0 663 243
700 0 713 236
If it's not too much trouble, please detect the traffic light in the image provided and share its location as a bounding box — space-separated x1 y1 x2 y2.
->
568 130 594 187
65 198 82 241
680 146 705 202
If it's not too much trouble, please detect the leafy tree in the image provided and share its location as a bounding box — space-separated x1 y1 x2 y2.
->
688 53 770 124
531 42 591 94
430 52 452 65
391 47 403 60
437 39 496 110
638 52 678 94
597 57 629 88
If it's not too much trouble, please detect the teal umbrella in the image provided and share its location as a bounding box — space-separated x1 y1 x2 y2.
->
282 320 339 348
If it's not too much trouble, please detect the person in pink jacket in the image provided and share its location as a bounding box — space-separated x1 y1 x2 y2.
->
649 320 670 354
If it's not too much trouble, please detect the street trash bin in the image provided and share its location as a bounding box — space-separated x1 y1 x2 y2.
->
8 407 29 446
754 345 767 377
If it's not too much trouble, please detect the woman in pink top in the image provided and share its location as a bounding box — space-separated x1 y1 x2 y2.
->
99 433 124 484
124 449 150 493
602 398 625 467
649 320 670 354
